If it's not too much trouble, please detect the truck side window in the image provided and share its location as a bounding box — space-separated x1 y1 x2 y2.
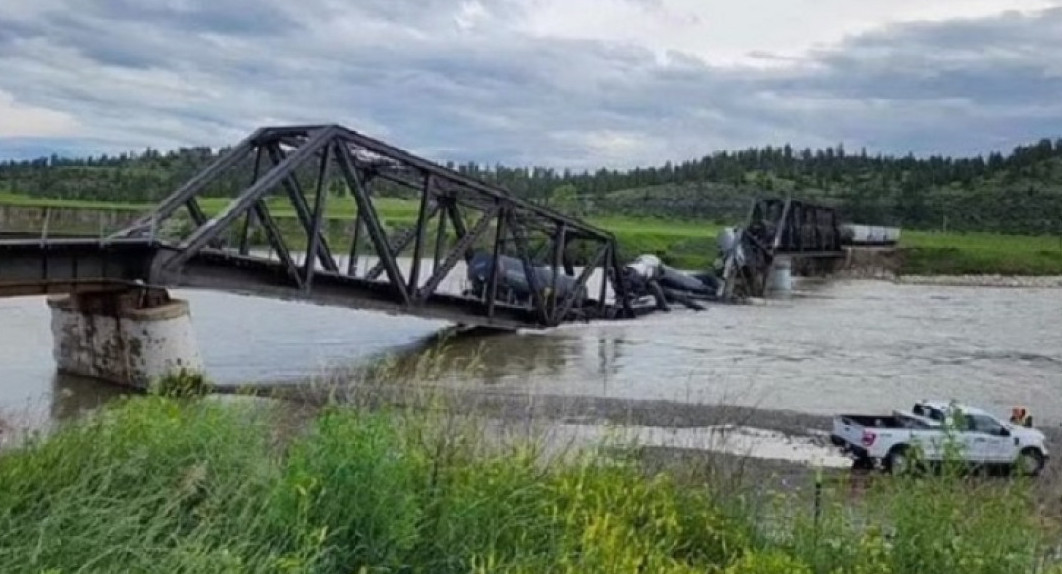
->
968 414 1004 435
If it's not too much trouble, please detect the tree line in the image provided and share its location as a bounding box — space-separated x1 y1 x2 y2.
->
2 138 1061 234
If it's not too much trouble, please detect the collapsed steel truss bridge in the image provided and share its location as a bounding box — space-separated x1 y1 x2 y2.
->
0 124 635 330
719 197 845 299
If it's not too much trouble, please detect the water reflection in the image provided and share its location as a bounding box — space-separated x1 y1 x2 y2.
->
308 328 586 388
49 373 131 423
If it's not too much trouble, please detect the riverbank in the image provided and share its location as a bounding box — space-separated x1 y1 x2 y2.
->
3 195 1061 276
1 385 1059 573
895 274 1062 288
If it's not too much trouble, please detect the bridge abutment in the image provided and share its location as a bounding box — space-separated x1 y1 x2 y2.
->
47 288 203 389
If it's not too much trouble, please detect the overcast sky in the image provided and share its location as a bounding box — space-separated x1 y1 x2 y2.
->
1 0 1061 169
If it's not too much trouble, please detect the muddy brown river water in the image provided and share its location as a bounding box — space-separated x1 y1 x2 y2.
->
1 274 1059 438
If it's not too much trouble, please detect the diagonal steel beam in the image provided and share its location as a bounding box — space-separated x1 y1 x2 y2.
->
332 125 612 241
265 143 339 273
253 201 303 290
446 201 469 239
365 203 440 281
554 242 608 323
507 211 550 326
417 203 500 302
164 126 337 270
333 142 410 305
111 131 261 238
344 171 377 277
186 198 208 227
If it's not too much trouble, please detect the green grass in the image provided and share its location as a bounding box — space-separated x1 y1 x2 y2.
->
2 193 1061 275
1 386 1059 574
900 230 1062 276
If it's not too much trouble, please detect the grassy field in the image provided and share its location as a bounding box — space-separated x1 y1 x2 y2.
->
1 380 1059 574
898 230 1062 276
2 193 1061 275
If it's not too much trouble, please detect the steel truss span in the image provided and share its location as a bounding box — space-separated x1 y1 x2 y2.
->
89 124 636 329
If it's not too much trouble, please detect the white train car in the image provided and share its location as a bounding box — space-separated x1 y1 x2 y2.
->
841 224 902 246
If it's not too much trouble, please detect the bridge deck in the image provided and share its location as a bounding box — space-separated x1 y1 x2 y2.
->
0 236 619 330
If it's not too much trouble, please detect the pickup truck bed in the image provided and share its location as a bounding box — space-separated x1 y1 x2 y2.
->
837 415 906 428
830 411 934 461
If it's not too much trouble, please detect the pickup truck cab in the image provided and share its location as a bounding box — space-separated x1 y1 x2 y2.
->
830 400 1049 476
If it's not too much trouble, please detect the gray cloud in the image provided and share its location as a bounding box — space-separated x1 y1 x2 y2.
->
0 1 1061 168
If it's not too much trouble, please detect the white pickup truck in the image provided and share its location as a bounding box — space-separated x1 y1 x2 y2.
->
829 400 1049 476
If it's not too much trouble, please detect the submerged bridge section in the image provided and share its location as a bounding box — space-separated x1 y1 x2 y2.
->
717 197 845 299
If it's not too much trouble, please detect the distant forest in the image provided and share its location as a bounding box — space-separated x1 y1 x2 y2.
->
2 137 1062 235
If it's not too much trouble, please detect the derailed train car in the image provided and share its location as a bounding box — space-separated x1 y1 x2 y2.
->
465 251 589 307
465 250 724 315
621 255 721 311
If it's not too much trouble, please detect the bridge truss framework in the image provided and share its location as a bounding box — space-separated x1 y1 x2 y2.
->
0 124 635 330
720 197 845 299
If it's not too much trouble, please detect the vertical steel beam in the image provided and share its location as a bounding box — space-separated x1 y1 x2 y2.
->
303 142 331 291
550 224 566 322
609 240 633 317
345 171 373 276
407 173 434 292
432 198 449 274
265 143 339 273
507 211 549 326
333 143 410 305
167 126 337 269
365 203 440 281
418 204 499 302
597 243 610 313
555 243 607 323
347 217 363 276
239 146 265 256
485 203 506 319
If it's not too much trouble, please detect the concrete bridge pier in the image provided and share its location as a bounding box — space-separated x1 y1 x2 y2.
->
766 255 794 294
47 287 204 389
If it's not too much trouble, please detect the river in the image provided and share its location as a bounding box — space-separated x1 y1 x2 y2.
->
1 270 1060 436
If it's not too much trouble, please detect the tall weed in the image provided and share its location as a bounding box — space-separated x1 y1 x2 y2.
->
0 395 1057 573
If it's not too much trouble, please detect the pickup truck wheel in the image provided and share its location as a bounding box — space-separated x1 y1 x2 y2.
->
1015 448 1045 477
885 446 912 476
